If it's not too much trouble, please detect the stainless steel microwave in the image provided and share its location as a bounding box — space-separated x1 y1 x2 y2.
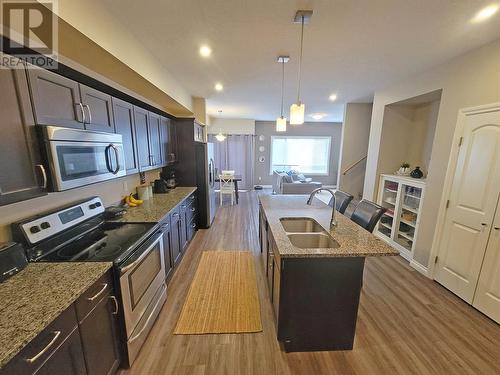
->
40 126 126 191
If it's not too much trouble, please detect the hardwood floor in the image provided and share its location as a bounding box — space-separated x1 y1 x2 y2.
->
122 191 500 375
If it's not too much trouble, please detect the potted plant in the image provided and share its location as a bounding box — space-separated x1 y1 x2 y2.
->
396 162 411 175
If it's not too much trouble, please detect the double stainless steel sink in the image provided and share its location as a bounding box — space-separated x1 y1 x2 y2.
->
280 218 340 249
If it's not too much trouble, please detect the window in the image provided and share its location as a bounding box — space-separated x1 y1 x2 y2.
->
270 136 332 175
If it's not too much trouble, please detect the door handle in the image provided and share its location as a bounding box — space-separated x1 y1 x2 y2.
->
481 223 488 232
83 104 92 124
494 226 500 230
36 164 47 188
76 102 86 123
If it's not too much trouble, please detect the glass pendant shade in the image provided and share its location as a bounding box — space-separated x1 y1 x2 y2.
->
215 133 226 142
276 116 287 132
290 102 305 125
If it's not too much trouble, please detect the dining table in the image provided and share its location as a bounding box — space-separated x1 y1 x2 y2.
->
215 174 242 204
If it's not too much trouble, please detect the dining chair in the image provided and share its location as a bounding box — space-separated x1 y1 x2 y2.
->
221 170 235 176
219 174 235 206
350 200 387 233
328 190 354 214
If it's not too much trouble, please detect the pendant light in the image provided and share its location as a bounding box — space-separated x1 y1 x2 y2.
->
276 56 289 132
215 132 226 142
290 10 312 125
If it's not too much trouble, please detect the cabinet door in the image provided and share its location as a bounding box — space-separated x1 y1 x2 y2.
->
273 258 281 320
159 116 170 166
148 112 162 168
79 294 121 375
170 210 182 266
113 98 138 174
36 328 87 375
167 121 177 163
161 220 174 280
133 106 151 170
80 84 114 132
0 65 47 206
27 66 84 128
180 202 188 251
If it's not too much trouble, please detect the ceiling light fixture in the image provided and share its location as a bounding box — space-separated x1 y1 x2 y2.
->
276 56 289 132
290 10 312 125
215 132 226 142
329 94 337 102
471 4 499 23
215 82 223 91
199 45 212 57
311 113 326 120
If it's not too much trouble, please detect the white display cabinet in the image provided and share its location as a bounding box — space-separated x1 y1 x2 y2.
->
375 174 426 261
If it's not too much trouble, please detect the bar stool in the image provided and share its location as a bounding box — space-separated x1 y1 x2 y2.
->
328 190 354 214
350 200 386 233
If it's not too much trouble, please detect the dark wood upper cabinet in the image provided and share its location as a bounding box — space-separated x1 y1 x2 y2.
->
159 116 170 166
113 97 138 174
148 112 162 168
133 106 151 171
27 66 84 129
168 120 177 164
78 294 121 375
0 63 47 206
80 84 115 132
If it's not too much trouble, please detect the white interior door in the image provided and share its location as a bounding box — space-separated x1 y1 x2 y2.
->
435 110 500 303
473 198 500 323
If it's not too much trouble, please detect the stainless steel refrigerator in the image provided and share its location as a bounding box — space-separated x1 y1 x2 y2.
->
195 142 217 228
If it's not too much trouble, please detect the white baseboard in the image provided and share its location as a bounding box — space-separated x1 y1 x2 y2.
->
410 259 431 278
254 184 272 188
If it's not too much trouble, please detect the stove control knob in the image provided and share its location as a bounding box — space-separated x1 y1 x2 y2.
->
30 226 41 234
94 202 102 207
40 222 51 230
89 204 96 209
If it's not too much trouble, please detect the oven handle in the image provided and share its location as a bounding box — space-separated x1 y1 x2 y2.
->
119 231 163 274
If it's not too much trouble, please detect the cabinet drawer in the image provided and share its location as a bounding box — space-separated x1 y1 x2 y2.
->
1 305 79 374
75 271 114 322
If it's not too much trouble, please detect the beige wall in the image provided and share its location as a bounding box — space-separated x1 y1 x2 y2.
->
208 118 256 135
364 39 500 268
192 98 208 125
338 103 372 199
53 0 193 114
0 170 161 242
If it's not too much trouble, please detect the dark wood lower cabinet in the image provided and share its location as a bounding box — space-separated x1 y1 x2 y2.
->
170 209 182 267
260 214 365 353
36 329 87 375
160 218 174 280
78 293 121 375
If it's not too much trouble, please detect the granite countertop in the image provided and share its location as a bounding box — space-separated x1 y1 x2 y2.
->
0 262 112 369
119 187 197 223
260 195 399 258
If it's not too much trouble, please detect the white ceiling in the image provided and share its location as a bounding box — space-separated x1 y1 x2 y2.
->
100 0 500 122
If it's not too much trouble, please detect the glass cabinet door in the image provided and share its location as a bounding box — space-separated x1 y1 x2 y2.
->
377 179 399 239
395 184 422 252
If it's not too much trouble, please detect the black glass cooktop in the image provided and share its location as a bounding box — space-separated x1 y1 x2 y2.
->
28 218 157 264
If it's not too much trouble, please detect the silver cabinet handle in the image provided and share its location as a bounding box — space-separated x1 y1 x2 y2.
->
83 104 92 124
25 331 61 363
36 164 47 188
191 223 196 228
191 207 196 212
87 283 108 301
76 103 86 123
109 296 119 315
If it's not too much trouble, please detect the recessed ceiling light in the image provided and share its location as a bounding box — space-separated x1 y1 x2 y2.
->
215 83 223 91
199 45 212 57
471 4 499 23
310 113 326 120
329 94 337 102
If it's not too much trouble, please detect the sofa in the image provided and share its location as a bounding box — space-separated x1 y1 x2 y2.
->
272 171 322 194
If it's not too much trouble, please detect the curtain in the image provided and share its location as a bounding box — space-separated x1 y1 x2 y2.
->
208 134 255 190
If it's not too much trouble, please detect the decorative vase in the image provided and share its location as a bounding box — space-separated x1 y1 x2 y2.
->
410 167 423 179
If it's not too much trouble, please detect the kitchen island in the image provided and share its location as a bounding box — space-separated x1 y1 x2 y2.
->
259 195 398 352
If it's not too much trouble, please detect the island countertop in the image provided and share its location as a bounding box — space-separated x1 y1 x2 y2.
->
0 262 113 369
119 187 197 223
259 194 399 258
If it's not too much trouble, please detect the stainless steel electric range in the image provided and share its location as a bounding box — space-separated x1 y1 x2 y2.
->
12 196 167 367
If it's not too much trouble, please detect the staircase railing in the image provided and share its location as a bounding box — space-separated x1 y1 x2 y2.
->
342 156 367 175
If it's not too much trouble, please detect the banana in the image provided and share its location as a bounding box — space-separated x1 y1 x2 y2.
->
129 194 143 205
125 195 137 207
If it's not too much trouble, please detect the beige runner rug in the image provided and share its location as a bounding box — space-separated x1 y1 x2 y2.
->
174 251 262 334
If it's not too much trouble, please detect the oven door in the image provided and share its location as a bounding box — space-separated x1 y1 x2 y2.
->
118 230 166 338
48 140 126 191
